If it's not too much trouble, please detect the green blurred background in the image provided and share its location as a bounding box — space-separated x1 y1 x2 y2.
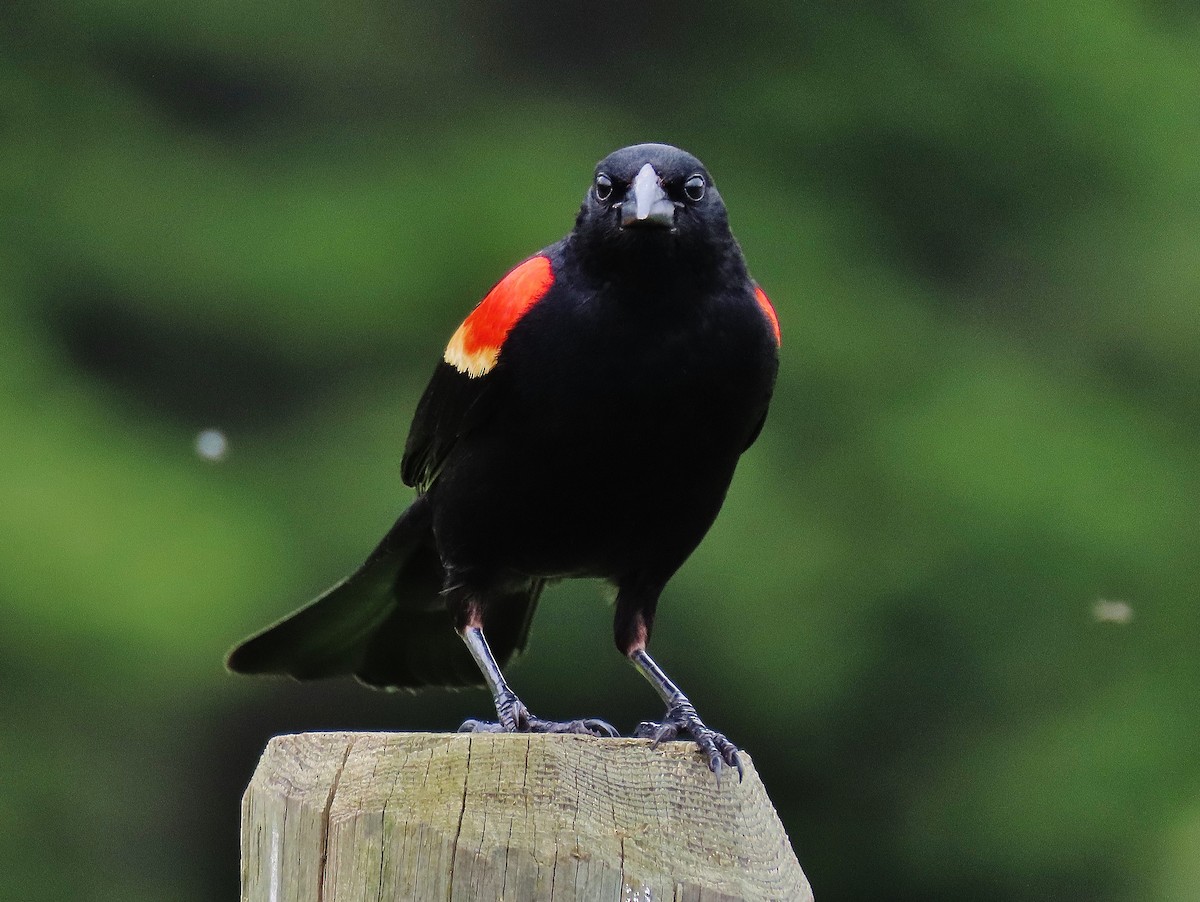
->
3 1 1200 899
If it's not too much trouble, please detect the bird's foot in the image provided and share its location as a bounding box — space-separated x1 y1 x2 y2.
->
459 691 618 738
635 697 744 783
459 715 619 736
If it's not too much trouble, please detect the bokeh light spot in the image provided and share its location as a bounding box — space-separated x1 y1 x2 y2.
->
195 429 229 462
1092 599 1133 625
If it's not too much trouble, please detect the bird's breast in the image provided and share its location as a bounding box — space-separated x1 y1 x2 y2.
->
430 285 775 580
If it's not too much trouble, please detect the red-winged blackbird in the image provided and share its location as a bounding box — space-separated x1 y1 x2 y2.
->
228 143 780 778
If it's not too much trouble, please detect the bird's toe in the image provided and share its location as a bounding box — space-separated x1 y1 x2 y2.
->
458 718 505 733
527 715 619 737
638 703 743 780
634 719 682 747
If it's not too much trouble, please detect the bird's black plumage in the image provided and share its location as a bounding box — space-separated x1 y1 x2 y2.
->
228 143 779 776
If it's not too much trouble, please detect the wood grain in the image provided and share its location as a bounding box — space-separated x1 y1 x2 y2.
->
241 732 811 901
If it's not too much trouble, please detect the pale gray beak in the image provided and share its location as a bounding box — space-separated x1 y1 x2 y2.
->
620 163 675 229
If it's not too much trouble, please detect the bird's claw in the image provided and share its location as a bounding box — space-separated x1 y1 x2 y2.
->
459 696 617 738
457 718 506 733
459 716 617 737
635 700 744 784
528 715 619 737
634 719 681 746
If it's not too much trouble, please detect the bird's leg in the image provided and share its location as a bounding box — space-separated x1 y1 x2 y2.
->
629 646 744 782
456 625 617 737
615 592 743 781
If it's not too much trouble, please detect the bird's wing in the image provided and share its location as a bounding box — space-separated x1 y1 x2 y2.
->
741 281 781 452
753 283 781 348
402 254 556 491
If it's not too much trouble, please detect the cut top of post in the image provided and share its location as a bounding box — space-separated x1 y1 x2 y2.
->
241 731 812 902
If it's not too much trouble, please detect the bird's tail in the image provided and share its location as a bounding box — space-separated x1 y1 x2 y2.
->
227 496 440 683
226 495 541 691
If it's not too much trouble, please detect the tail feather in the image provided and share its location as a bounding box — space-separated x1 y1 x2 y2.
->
226 496 435 680
227 495 545 691
356 582 544 691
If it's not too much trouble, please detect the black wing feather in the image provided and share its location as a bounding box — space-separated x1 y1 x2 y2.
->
401 361 497 492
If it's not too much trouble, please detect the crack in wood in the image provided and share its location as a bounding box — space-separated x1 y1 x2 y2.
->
445 734 472 900
316 737 355 902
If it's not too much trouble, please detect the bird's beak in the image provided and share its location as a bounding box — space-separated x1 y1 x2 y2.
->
620 163 675 229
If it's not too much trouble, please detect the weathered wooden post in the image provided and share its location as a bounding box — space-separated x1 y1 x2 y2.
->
240 732 811 901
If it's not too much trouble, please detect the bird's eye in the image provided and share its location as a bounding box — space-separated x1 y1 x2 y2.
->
683 174 706 202
595 173 613 202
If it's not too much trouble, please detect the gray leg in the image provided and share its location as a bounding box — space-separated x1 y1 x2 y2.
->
457 626 618 737
631 647 744 782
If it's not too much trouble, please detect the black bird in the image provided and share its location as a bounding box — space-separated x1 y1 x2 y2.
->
228 143 780 778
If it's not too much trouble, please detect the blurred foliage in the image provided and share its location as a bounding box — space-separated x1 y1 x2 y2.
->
2 1 1199 899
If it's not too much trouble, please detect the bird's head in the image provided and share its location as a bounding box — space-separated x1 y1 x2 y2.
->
573 143 736 281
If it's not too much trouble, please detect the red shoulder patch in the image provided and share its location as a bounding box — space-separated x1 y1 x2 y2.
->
444 255 555 377
754 285 781 347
